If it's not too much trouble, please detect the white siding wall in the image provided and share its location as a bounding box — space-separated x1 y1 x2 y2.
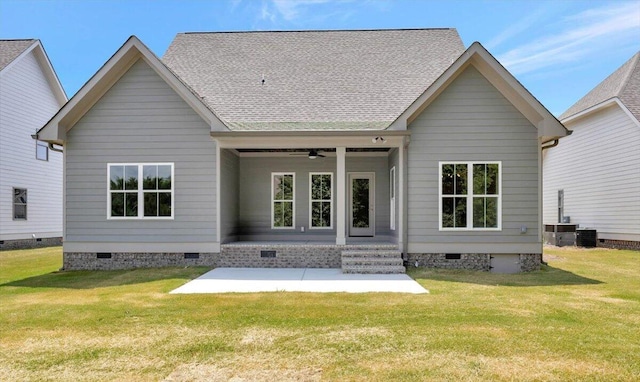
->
543 104 640 241
407 66 540 253
64 59 217 252
0 50 63 240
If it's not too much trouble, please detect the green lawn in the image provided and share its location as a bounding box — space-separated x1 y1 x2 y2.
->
1 246 638 381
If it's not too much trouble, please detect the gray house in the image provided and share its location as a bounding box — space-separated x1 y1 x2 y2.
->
37 29 568 273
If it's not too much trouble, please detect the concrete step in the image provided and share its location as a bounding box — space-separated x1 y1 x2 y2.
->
342 257 404 266
341 250 403 258
342 265 407 274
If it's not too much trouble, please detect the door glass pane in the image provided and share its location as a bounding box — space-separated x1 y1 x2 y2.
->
352 178 370 228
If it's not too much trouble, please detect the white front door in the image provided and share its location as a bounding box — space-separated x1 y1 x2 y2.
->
348 172 375 237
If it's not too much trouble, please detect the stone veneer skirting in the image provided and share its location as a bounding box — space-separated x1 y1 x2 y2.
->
63 252 218 270
62 244 399 270
406 253 541 272
597 239 640 251
0 237 62 251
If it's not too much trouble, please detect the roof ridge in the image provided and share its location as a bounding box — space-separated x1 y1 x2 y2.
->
0 38 36 41
617 51 640 97
180 28 456 35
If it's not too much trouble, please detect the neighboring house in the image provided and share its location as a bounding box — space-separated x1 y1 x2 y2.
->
543 52 640 250
0 39 67 249
37 29 568 273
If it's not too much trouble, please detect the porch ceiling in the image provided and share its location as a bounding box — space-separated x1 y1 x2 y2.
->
211 130 410 149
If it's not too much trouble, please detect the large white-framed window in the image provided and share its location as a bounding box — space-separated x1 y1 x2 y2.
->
13 188 27 220
390 166 396 231
309 172 333 229
439 161 501 230
272 172 295 229
36 141 48 161
107 163 174 219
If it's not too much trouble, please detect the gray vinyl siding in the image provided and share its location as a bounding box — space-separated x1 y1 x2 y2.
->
65 59 216 245
543 104 640 241
0 49 63 240
237 155 390 240
220 149 240 242
407 66 540 250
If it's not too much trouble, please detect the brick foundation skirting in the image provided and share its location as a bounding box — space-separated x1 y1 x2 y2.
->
63 252 218 270
406 253 541 272
597 239 640 251
0 237 62 251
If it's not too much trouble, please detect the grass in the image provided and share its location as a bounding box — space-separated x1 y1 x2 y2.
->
0 246 638 381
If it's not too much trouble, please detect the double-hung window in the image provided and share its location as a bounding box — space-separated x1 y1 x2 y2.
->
272 173 294 228
310 173 332 229
13 188 27 220
439 162 501 230
108 163 174 219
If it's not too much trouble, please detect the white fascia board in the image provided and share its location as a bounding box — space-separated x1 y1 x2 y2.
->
561 98 640 129
0 40 38 76
0 40 66 105
31 41 68 106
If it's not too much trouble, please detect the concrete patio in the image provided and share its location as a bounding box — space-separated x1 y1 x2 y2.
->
170 268 428 294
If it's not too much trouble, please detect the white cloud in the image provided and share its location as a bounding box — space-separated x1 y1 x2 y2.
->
497 2 640 76
485 4 553 50
272 0 335 21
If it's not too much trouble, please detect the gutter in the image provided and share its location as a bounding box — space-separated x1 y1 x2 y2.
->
541 130 573 151
31 134 63 153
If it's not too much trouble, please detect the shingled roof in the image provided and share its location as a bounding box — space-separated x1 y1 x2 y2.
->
560 51 640 122
0 39 36 71
162 29 465 131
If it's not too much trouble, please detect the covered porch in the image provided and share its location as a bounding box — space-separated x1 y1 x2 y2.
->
213 131 410 272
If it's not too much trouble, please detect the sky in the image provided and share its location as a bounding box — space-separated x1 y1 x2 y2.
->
1 0 639 117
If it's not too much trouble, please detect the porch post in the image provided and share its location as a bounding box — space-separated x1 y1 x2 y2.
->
398 141 405 252
336 147 346 245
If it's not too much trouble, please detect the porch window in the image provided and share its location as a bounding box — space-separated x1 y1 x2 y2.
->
439 162 501 230
108 163 174 219
13 188 27 220
310 173 332 229
272 173 294 228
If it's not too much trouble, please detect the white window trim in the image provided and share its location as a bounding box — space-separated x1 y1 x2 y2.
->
438 161 502 231
309 172 333 230
271 172 295 229
107 163 175 220
390 166 396 231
